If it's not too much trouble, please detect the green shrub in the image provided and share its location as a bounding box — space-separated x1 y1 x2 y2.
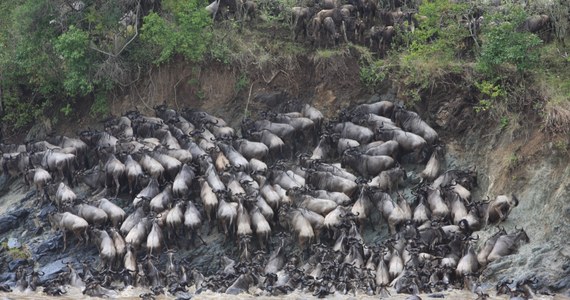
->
141 0 212 64
55 26 94 97
359 60 386 91
235 73 250 93
473 79 506 113
477 7 543 76
1 91 48 129
405 0 470 61
0 0 61 98
90 92 110 118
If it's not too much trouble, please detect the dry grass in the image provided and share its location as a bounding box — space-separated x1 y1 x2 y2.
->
311 45 354 77
535 43 570 134
208 21 308 76
544 102 570 134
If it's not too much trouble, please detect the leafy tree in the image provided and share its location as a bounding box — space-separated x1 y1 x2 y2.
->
477 7 543 76
141 0 212 63
0 0 62 127
55 26 93 96
1 0 61 97
405 0 470 60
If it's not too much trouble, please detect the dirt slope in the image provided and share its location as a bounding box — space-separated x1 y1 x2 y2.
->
2 52 569 295
109 55 570 293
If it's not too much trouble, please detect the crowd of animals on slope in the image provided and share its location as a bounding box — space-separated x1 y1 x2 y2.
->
204 0 553 55
0 98 546 299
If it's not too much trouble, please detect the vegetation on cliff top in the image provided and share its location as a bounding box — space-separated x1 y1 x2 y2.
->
0 0 568 136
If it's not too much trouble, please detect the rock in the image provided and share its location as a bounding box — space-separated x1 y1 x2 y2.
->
8 259 28 272
0 174 8 193
0 216 16 234
551 276 570 293
7 238 20 249
0 209 30 235
0 272 15 283
21 190 36 203
37 205 57 221
25 118 52 143
39 257 76 283
175 292 193 300
34 234 63 259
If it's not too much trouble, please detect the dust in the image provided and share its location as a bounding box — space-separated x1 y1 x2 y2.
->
1 288 568 300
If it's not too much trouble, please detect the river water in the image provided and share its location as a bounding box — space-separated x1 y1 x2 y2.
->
1 286 569 299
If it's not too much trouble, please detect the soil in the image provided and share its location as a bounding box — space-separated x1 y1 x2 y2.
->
1 48 569 297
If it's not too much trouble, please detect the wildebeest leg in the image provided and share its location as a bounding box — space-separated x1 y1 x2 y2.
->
63 231 67 252
114 176 120 198
64 159 75 188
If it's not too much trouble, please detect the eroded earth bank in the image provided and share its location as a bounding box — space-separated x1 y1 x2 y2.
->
0 56 569 299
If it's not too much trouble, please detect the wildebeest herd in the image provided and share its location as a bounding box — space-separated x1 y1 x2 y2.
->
204 0 553 58
0 99 537 298
213 0 420 54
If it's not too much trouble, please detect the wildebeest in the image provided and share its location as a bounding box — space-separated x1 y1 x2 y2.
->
391 105 438 144
486 227 529 262
341 148 396 178
331 121 374 144
376 127 427 162
369 25 395 57
519 14 551 36
483 194 519 226
79 130 118 156
291 7 316 41
30 150 75 187
48 212 89 251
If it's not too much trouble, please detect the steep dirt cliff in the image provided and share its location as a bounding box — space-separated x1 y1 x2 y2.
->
1 53 569 296
124 55 569 293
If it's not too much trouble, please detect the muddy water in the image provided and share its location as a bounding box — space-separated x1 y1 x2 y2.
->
1 287 569 299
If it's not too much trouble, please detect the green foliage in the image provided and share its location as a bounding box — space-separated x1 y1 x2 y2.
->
8 247 30 260
474 99 492 113
359 60 386 91
474 80 506 113
55 26 94 96
315 49 336 59
209 40 233 64
405 0 470 61
476 80 506 99
384 0 474 106
235 73 250 93
477 7 543 75
141 0 212 64
1 0 61 97
507 153 519 170
196 89 206 100
90 92 110 118
60 104 73 116
499 116 510 129
1 241 30 260
1 91 49 129
258 0 292 22
553 140 568 153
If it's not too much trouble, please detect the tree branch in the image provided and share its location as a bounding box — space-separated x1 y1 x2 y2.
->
89 0 141 59
115 0 141 57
